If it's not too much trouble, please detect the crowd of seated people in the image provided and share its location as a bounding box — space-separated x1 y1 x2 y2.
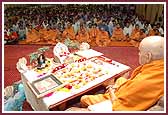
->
4 4 164 46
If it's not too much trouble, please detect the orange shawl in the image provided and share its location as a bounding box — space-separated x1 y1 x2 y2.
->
113 59 164 111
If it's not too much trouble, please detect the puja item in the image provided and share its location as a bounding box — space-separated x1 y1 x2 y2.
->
16 57 28 73
27 74 66 98
79 42 90 51
53 42 70 64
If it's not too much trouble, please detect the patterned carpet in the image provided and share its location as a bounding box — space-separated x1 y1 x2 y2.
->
4 45 139 111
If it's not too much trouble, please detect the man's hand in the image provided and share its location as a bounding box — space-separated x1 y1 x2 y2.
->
106 85 117 102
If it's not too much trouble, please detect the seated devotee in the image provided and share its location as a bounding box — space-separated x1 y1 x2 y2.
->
53 28 62 43
38 27 49 41
98 20 109 33
37 26 58 44
12 23 19 33
111 23 125 41
44 29 59 45
4 28 18 42
107 19 115 37
18 26 26 40
66 36 164 111
123 22 133 41
130 24 140 40
10 31 18 41
57 22 65 33
42 20 49 29
148 25 158 36
156 23 164 36
96 27 110 47
26 28 41 44
73 17 81 35
88 23 99 46
154 29 161 36
143 23 149 35
4 31 10 41
62 21 76 41
130 29 146 47
96 17 102 26
76 24 90 43
86 22 92 33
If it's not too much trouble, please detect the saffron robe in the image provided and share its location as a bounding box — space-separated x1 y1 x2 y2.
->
76 28 90 43
62 27 76 40
81 59 164 111
148 29 161 36
130 32 147 47
88 27 99 46
111 28 125 41
130 28 140 40
96 30 110 47
26 29 40 43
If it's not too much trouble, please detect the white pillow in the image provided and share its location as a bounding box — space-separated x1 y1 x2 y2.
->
88 100 112 112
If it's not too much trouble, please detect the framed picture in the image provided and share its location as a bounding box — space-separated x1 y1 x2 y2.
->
27 74 65 98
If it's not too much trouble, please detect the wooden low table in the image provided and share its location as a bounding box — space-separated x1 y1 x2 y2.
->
20 50 131 111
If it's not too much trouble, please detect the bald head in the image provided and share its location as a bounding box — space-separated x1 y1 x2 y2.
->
139 36 164 65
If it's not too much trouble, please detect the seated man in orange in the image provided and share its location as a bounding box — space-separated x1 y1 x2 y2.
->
76 24 90 43
53 28 62 43
26 28 40 44
67 36 164 111
44 29 60 45
88 23 99 46
39 25 60 44
62 21 76 41
130 29 147 47
39 27 51 42
111 23 125 41
96 27 110 47
130 24 140 40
